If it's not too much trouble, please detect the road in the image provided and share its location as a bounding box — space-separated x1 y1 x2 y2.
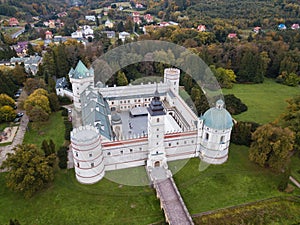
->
10 27 25 39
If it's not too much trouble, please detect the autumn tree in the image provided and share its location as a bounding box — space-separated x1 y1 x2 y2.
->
280 96 300 153
210 65 236 88
1 144 54 198
0 105 16 122
0 94 15 108
24 78 46 95
249 123 294 172
24 88 51 122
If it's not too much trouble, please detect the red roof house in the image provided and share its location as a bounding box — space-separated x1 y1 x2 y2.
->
9 17 19 27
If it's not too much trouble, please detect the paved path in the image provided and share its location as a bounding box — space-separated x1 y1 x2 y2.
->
0 112 29 171
154 177 194 225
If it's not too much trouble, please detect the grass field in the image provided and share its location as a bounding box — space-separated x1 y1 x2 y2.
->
173 144 300 214
0 170 163 225
23 111 65 151
222 79 300 124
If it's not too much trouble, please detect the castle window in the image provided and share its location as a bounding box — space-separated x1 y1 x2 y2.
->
174 82 176 85
138 99 140 102
111 102 114 105
157 135 159 138
184 141 187 144
89 153 92 157
120 150 123 154
177 142 179 145
120 101 122 104
156 142 159 145
157 128 159 131
77 162 80 168
139 147 142 151
130 149 133 153
169 143 171 147
120 106 123 109
157 118 160 123
75 152 78 157
205 133 209 141
91 163 94 168
191 140 194 143
128 100 130 103
107 152 111 156
220 136 225 143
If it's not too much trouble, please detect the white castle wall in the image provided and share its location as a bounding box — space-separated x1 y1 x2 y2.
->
71 125 105 184
70 76 94 110
102 138 149 171
199 125 232 164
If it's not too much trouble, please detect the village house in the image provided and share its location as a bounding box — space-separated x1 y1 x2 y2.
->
9 17 19 27
197 25 206 32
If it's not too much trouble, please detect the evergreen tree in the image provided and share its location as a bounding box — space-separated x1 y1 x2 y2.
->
116 71 128 86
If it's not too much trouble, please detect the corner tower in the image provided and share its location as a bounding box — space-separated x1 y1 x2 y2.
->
199 99 233 164
164 68 180 94
69 60 94 111
71 125 105 184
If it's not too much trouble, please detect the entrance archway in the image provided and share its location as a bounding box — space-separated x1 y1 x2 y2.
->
154 161 160 167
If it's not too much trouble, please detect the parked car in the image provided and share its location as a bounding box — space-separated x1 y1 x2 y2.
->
16 112 24 118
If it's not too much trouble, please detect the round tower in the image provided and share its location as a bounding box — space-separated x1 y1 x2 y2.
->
164 68 180 94
199 99 233 164
71 125 105 184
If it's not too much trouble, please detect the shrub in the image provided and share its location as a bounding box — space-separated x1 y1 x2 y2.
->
231 121 260 146
224 94 248 115
57 146 68 169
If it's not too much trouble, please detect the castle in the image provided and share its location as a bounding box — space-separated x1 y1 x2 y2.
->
68 61 233 184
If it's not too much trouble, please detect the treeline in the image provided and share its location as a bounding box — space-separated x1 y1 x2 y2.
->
139 27 300 86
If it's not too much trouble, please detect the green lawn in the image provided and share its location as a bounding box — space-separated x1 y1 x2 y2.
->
0 170 163 225
173 144 300 214
222 79 300 124
23 111 65 150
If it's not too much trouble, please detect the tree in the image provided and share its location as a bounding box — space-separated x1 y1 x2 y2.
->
280 96 300 153
0 105 16 122
231 121 259 146
1 144 54 198
116 71 128 86
57 146 68 169
0 94 15 108
24 88 51 122
224 94 248 115
24 78 46 95
11 64 27 86
48 93 60 112
210 65 236 88
249 124 294 173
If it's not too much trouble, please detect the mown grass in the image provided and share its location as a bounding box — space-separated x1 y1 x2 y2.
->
0 170 163 225
222 79 300 124
173 144 300 214
23 111 65 151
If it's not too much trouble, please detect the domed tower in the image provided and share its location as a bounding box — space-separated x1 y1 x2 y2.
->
199 99 233 164
69 60 94 111
164 68 180 94
111 112 123 140
71 125 105 184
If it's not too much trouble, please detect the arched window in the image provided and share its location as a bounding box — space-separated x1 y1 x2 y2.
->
157 118 159 123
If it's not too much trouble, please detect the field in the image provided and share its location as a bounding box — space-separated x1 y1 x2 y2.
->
23 111 65 150
0 170 163 225
222 78 300 124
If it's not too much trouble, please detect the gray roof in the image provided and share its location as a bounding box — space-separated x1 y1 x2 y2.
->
56 77 68 89
201 100 233 130
81 91 113 140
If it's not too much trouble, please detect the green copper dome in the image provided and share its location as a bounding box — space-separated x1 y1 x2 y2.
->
202 99 233 130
